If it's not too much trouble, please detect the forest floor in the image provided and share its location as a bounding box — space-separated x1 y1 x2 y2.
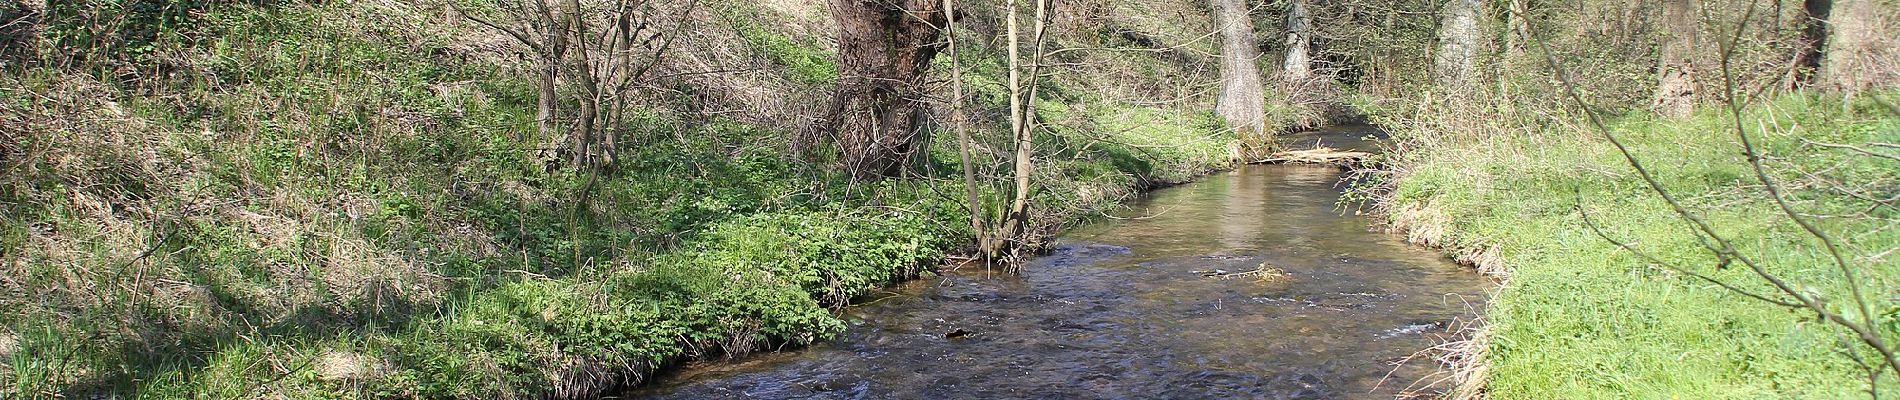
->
1373 93 1900 398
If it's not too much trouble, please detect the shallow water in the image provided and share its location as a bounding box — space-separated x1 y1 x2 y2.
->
627 126 1486 399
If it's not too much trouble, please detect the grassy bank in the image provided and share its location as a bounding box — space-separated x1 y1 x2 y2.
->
0 0 1254 397
1372 93 1900 398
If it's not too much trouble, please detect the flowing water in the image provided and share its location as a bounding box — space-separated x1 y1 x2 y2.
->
627 126 1489 399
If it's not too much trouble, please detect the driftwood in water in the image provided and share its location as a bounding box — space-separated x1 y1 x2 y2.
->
1253 147 1372 165
1196 262 1290 282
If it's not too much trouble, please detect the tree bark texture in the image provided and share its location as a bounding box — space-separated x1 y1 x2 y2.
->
1820 0 1898 94
1281 0 1312 82
825 0 946 180
1213 0 1270 160
1433 0 1482 88
1790 0 1831 87
1651 0 1696 117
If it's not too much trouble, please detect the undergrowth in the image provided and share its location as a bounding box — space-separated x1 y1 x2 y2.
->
1 0 1243 398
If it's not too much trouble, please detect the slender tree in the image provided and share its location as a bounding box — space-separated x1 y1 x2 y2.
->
453 0 570 159
457 0 685 168
998 0 1051 259
942 0 990 257
999 0 1026 252
1503 0 1532 62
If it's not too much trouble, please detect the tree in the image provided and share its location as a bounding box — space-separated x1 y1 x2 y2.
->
455 0 688 168
1819 0 1896 95
942 0 990 257
1503 0 1532 63
997 0 1051 260
569 0 695 167
1788 0 1831 87
455 0 569 156
1213 0 1270 160
1281 0 1313 82
1433 0 1483 87
1651 0 1697 117
825 0 947 180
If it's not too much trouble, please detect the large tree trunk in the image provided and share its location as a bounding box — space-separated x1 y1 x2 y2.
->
825 0 946 180
1789 0 1832 87
1281 0 1313 82
1651 0 1696 117
1213 0 1269 160
1433 0 1482 88
1820 0 1897 95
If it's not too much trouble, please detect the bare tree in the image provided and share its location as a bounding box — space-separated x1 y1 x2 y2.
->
825 0 947 180
455 0 689 168
454 0 571 154
570 0 695 167
997 0 1052 260
942 0 990 257
1503 0 1532 63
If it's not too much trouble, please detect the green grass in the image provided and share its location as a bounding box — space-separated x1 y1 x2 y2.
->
2 0 1241 398
1382 94 1900 398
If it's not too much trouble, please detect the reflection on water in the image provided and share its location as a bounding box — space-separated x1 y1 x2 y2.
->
629 129 1485 399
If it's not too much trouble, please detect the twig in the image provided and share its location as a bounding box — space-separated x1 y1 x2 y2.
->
1802 139 1900 162
1533 12 1900 381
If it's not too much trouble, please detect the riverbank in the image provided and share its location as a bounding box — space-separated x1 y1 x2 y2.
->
632 162 1490 398
1369 93 1899 398
1 1 1265 397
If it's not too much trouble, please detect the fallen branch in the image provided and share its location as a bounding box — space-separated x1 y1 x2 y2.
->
1252 147 1373 165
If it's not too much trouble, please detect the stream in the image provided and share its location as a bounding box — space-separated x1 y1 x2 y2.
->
626 126 1490 399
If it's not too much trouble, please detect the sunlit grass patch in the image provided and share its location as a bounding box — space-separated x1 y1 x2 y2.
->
1382 93 1900 399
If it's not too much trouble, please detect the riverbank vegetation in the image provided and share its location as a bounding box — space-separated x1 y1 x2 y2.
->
1352 0 1900 397
1 0 1248 397
1375 92 1898 398
5 0 1896 397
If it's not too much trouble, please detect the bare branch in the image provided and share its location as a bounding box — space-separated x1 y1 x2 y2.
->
1573 200 1801 308
1803 139 1900 162
1714 9 1900 377
448 0 544 51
